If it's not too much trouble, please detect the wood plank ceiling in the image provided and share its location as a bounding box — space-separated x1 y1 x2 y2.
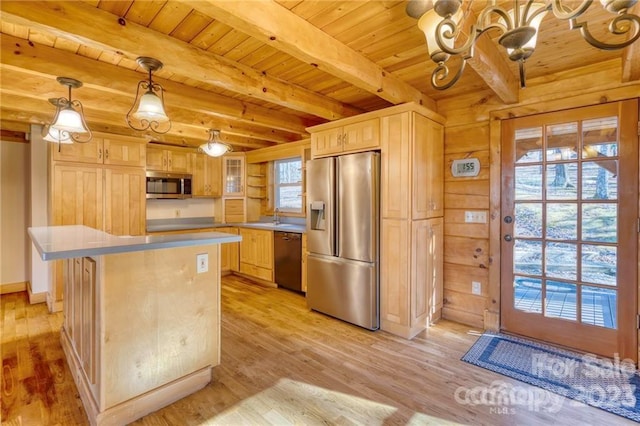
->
0 1 637 150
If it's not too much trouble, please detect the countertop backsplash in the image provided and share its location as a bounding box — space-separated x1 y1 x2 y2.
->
146 198 216 220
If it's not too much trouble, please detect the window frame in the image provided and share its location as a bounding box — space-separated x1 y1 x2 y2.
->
273 156 303 213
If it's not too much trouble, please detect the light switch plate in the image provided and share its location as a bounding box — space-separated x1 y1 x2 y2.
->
472 281 482 295
465 211 487 223
196 253 208 273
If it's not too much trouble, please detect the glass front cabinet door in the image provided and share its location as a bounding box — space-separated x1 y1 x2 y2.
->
223 155 245 196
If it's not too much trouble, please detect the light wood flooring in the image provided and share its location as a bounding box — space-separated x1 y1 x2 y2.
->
1 275 634 425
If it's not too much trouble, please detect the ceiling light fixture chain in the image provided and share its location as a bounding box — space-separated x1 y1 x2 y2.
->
409 0 640 90
126 56 171 134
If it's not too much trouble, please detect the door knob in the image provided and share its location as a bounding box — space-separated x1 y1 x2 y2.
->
504 234 513 242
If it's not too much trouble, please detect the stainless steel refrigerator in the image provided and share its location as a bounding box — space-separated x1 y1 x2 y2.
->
306 151 379 330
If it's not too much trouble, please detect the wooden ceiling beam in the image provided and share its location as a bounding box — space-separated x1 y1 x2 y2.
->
458 8 519 104
622 3 640 82
0 0 361 120
0 92 273 150
0 65 295 144
185 0 437 111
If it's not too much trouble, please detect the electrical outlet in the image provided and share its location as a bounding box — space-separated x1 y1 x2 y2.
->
465 211 487 223
196 253 208 273
472 281 482 295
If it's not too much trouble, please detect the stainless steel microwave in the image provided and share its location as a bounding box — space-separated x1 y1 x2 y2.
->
146 172 192 199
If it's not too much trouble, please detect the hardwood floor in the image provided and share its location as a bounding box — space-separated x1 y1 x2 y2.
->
1 275 634 425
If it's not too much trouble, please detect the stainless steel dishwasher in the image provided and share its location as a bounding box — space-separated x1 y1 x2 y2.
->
274 231 302 292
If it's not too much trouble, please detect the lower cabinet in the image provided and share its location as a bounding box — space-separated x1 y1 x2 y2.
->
239 228 274 282
218 227 239 273
63 256 99 396
380 217 443 339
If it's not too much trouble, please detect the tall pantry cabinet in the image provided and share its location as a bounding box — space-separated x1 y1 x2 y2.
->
48 134 146 312
380 109 444 339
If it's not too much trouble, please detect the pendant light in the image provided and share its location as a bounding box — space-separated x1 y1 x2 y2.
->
46 77 92 145
126 57 171 134
200 129 232 157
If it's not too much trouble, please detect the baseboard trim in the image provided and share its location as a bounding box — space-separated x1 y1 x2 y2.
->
27 281 47 305
0 281 27 294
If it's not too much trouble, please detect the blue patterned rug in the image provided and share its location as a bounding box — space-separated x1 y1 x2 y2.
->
461 332 640 421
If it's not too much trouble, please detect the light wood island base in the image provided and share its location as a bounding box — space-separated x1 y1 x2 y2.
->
60 245 221 426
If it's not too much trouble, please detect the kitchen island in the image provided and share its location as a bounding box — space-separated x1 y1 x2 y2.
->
28 225 241 426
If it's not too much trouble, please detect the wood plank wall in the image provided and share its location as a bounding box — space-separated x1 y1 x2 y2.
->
437 58 640 329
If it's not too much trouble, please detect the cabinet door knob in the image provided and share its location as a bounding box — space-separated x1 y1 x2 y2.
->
105 149 109 159
98 148 102 159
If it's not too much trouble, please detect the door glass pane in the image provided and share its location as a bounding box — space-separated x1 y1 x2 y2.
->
515 127 543 163
582 162 617 201
545 281 577 321
515 203 542 238
581 286 616 329
546 122 577 161
582 116 618 159
582 203 617 243
515 165 543 200
546 203 577 240
581 244 616 286
514 240 542 275
546 163 577 200
514 277 542 313
545 242 576 280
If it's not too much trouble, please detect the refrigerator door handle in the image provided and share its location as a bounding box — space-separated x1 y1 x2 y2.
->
334 159 339 257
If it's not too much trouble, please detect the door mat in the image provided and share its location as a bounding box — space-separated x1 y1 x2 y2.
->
461 332 640 421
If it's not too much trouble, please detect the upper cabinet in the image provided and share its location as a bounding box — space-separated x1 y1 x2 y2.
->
52 136 146 167
222 154 245 196
192 153 222 198
311 118 379 157
381 111 443 220
146 145 192 173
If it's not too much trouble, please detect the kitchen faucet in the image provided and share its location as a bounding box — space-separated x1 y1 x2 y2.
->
273 208 280 225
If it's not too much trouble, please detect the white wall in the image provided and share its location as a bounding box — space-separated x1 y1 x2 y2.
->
0 138 29 286
30 125 51 296
146 198 217 220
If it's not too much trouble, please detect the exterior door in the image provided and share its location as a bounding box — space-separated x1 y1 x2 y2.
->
501 100 638 361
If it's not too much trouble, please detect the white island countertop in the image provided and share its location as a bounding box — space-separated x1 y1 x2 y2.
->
29 225 242 261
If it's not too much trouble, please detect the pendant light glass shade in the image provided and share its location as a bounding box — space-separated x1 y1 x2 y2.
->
418 8 463 62
47 77 92 144
127 57 171 134
133 91 169 121
200 129 231 157
43 127 73 144
52 107 87 133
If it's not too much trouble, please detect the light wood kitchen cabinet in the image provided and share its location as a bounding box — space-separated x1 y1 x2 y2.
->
222 154 245 196
218 227 239 273
311 118 379 157
301 233 308 293
63 256 98 391
52 135 146 167
104 167 146 236
50 140 146 313
381 217 443 339
146 145 192 173
378 108 444 339
381 111 443 220
239 228 273 282
193 153 222 197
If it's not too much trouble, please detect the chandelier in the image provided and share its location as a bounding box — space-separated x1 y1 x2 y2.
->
45 77 92 145
407 0 640 89
200 129 232 157
126 57 171 134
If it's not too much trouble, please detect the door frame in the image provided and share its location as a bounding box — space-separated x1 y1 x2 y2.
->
485 95 640 361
